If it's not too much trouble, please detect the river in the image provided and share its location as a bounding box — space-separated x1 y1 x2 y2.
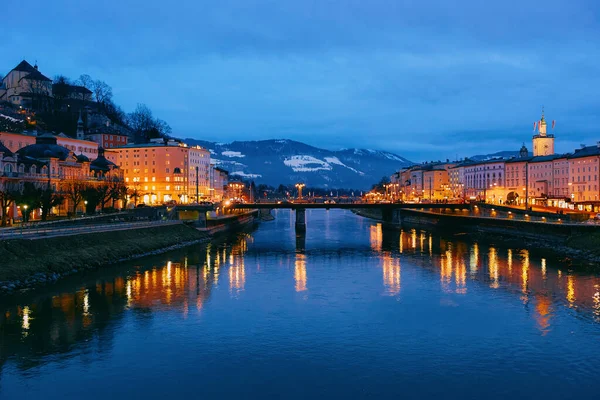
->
1 209 600 399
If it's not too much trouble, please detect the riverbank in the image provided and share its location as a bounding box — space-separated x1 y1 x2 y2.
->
353 208 600 266
0 224 211 293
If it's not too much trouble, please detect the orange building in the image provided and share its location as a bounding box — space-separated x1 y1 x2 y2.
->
0 131 101 160
114 141 210 205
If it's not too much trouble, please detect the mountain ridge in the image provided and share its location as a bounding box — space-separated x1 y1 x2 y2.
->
184 138 413 189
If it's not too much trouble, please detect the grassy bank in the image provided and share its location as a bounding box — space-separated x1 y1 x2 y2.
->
0 224 210 285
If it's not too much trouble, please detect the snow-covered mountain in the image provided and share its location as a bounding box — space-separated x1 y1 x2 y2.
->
470 150 532 161
184 138 413 189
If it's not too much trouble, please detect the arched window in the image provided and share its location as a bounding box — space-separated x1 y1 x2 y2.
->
30 165 37 175
4 164 12 173
41 166 48 176
19 164 25 173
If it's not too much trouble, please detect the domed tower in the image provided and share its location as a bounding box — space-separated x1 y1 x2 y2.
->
519 143 529 158
532 107 555 156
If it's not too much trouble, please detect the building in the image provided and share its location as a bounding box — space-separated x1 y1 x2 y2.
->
0 131 102 161
188 146 211 202
0 134 122 222
87 132 129 149
464 158 507 202
532 109 555 156
210 166 229 201
113 141 211 205
394 162 454 201
567 145 600 208
113 141 189 205
0 60 52 109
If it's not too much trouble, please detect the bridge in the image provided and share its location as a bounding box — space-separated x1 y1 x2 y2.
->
230 202 470 232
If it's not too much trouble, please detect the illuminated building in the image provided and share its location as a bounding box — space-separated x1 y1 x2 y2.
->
532 109 555 156
113 140 210 204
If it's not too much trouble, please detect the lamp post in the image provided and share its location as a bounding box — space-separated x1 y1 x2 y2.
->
196 166 199 204
295 183 305 199
525 163 529 210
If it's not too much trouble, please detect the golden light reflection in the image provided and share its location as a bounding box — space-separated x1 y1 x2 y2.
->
489 247 499 289
369 224 382 251
567 275 576 306
229 253 246 294
295 253 307 292
507 249 513 273
469 243 479 275
411 229 417 249
521 249 530 298
541 258 547 279
399 230 404 253
441 248 453 293
534 295 552 335
382 252 401 295
593 287 600 322
455 259 467 294
21 305 31 332
428 234 432 256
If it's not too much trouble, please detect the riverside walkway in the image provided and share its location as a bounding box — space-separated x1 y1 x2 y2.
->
0 220 182 240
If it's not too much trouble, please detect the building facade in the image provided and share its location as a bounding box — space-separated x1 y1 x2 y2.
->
0 61 52 109
188 146 211 201
87 133 129 149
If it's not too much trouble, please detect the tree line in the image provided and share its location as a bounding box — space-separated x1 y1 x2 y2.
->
0 177 129 226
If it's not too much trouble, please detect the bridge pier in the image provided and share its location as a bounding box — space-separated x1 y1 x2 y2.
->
381 207 402 229
196 211 207 229
296 232 306 252
295 208 306 232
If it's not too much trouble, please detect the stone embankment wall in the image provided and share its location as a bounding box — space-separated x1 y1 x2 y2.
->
353 208 600 263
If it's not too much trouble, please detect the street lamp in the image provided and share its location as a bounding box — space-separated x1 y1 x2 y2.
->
295 183 305 199
23 205 28 223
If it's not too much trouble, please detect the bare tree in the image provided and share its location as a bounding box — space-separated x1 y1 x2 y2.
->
155 118 172 136
92 80 113 106
26 76 52 111
40 183 64 221
127 182 145 206
127 103 155 133
77 74 93 90
108 176 127 208
62 180 86 215
0 180 21 226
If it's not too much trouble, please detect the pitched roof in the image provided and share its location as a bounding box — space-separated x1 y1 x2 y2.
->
568 145 600 159
52 83 92 95
11 60 36 73
19 69 52 82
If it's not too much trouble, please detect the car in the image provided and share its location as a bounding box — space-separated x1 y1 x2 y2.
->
136 203 147 208
593 213 600 220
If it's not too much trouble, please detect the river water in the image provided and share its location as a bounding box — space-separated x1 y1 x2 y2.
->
1 210 600 399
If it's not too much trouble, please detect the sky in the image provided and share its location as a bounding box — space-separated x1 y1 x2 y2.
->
2 0 600 161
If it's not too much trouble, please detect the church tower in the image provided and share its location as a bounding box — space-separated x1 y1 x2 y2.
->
532 107 554 156
76 111 84 140
519 143 529 158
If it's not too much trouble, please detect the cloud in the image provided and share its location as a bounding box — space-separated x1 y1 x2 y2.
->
2 0 600 161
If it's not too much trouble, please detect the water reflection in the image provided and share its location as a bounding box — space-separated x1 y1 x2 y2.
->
2 215 600 383
295 253 307 292
382 252 401 295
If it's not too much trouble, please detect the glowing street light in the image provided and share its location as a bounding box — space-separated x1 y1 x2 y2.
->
295 183 305 199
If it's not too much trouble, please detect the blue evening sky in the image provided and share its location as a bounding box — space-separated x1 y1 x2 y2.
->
2 0 599 161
